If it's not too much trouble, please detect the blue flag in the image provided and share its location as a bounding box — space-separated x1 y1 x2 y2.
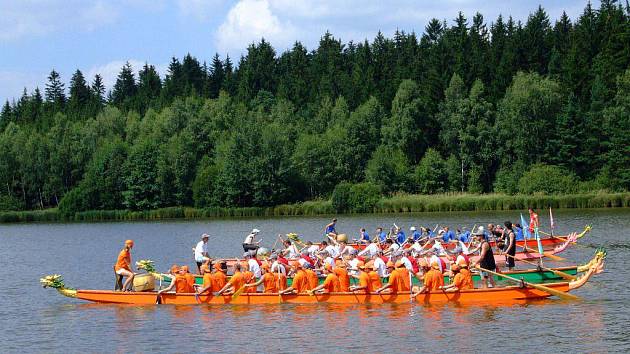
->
520 213 531 239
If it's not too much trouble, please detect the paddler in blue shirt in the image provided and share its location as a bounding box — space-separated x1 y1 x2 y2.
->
375 227 387 242
441 226 456 242
514 223 524 241
358 228 370 243
324 218 338 237
410 226 422 241
395 226 406 244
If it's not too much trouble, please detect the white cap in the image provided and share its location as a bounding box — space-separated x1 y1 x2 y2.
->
201 233 209 239
410 226 416 231
438 230 445 235
252 228 260 234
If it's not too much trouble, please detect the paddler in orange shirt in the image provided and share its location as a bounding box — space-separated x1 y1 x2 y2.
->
245 262 278 293
217 263 245 295
367 262 383 291
310 263 340 294
180 265 196 290
442 257 474 292
279 261 309 294
197 262 227 295
375 261 401 293
412 256 444 296
158 266 194 295
304 263 319 290
241 261 257 293
333 261 350 292
114 239 135 291
349 263 371 293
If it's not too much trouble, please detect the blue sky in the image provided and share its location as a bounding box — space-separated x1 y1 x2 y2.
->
0 0 598 104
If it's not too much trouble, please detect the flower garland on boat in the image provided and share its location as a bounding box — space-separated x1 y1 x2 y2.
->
136 259 156 273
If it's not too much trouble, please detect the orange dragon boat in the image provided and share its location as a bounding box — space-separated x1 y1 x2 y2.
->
41 251 604 306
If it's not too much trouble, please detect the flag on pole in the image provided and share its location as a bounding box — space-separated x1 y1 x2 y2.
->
549 207 555 231
520 213 531 239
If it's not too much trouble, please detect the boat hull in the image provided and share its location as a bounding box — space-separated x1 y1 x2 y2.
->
75 282 570 305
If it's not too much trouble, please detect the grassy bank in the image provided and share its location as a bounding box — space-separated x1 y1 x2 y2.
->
0 192 628 223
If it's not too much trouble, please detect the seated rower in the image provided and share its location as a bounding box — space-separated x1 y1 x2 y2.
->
197 261 227 295
375 227 387 243
241 261 257 293
367 261 383 291
216 263 245 296
281 240 300 259
442 257 473 292
279 262 309 294
243 228 261 252
358 228 370 244
244 262 278 293
310 264 340 294
333 261 350 292
304 263 319 290
383 239 400 256
349 263 371 293
375 261 401 294
114 239 135 292
358 239 380 258
180 265 196 290
412 256 444 297
158 266 194 295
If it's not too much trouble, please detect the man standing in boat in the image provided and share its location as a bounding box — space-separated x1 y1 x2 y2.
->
528 208 539 233
243 228 261 252
503 221 517 271
470 229 496 288
194 234 210 274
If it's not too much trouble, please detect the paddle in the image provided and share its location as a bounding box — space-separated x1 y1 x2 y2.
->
156 292 162 304
231 285 246 300
504 253 576 280
475 266 579 300
520 245 565 261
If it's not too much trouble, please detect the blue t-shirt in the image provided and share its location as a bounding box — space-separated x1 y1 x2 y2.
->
412 231 422 241
360 231 370 241
325 223 336 234
458 231 471 243
442 230 456 242
396 231 406 244
515 227 524 241
378 231 387 242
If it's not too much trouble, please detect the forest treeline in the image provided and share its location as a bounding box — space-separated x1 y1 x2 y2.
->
0 2 629 215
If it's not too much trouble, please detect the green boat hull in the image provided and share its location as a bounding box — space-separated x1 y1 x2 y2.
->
159 266 578 287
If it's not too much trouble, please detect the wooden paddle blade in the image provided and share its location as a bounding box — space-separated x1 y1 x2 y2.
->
529 282 580 300
231 286 246 300
543 252 565 261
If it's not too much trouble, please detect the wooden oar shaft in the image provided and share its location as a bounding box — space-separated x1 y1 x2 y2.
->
504 253 576 280
522 245 565 261
476 266 579 300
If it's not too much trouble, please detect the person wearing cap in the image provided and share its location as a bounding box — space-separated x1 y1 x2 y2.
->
412 257 444 296
114 240 135 291
193 234 210 274
442 257 473 292
159 266 195 295
375 260 405 293
349 263 371 293
334 261 350 292
245 262 278 293
217 263 245 295
366 262 383 291
279 261 309 294
303 263 319 290
410 226 423 242
310 263 340 294
180 265 196 290
243 229 261 252
470 228 496 288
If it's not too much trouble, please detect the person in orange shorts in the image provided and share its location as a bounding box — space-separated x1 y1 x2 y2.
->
310 263 340 294
279 262 309 294
245 262 278 293
114 239 135 291
217 263 245 295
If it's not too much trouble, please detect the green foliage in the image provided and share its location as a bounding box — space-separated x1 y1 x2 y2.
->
192 157 220 208
331 182 352 213
415 148 447 194
331 182 382 213
517 164 577 194
0 194 24 211
365 145 410 194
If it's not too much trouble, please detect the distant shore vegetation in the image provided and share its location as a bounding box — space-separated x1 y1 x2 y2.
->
0 2 628 220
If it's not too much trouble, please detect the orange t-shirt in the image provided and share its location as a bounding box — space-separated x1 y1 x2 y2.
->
423 269 444 291
322 273 340 293
175 274 193 293
228 271 245 292
243 271 256 293
398 268 411 291
292 270 309 293
212 271 227 292
277 273 287 290
368 271 382 291
262 272 278 293
334 267 350 292
184 273 196 289
388 269 402 293
454 268 474 290
202 273 213 288
305 269 319 290
358 271 371 293
114 249 131 272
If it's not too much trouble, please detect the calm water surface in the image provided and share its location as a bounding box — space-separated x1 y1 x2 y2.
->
1 209 628 353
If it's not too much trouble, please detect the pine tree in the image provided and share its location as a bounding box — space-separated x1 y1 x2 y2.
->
90 74 106 108
137 63 162 110
45 70 66 110
207 53 224 98
110 62 137 108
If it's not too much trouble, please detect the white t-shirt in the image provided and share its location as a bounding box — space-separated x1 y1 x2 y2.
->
307 245 320 256
325 245 339 258
323 257 335 269
285 244 299 259
358 243 379 257
401 256 413 272
248 258 261 278
348 258 360 275
373 257 387 278
194 240 208 262
243 233 256 244
432 240 446 256
271 261 286 275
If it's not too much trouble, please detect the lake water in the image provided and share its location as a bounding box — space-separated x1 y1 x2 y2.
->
1 209 628 353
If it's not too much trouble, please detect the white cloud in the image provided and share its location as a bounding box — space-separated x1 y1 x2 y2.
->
0 0 119 41
215 0 298 55
177 0 225 21
0 71 47 104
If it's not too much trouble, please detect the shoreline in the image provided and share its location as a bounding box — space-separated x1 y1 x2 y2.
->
0 192 628 224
